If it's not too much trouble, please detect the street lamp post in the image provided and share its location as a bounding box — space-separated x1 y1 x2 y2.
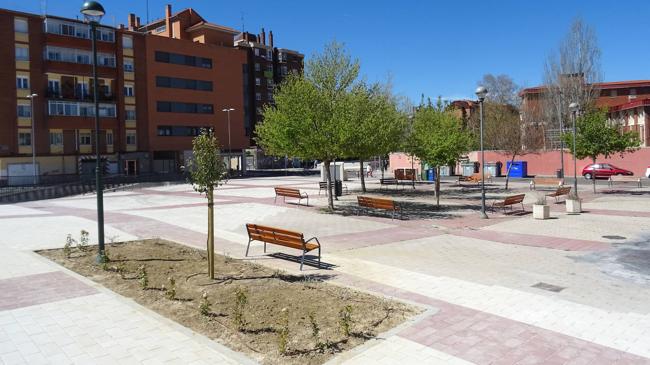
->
557 94 564 178
222 108 235 173
569 102 579 197
27 93 38 185
81 1 106 263
476 86 488 219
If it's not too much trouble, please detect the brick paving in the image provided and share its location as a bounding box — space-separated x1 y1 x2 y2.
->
0 272 97 311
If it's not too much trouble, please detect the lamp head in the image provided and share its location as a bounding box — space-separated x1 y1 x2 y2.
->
569 102 579 112
475 86 488 101
80 1 105 23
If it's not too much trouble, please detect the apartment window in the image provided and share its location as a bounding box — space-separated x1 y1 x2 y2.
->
106 131 113 145
124 85 134 97
123 59 134 72
18 132 32 146
256 92 261 101
610 89 617 97
17 104 31 117
266 64 273 72
267 49 273 59
254 49 260 56
60 23 76 36
15 46 29 61
280 65 288 76
79 132 91 145
48 80 60 95
156 101 213 114
49 131 63 146
154 25 166 33
155 76 213 91
157 126 204 137
14 18 28 33
16 76 29 89
125 109 136 120
255 78 261 86
96 28 115 42
630 88 637 96
122 35 133 49
126 132 137 145
48 100 115 117
154 51 212 69
255 63 260 72
44 46 115 67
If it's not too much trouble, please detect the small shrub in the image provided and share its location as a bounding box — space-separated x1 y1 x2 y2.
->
339 305 353 337
232 287 248 330
199 291 211 316
116 262 127 279
224 252 232 264
63 234 74 259
277 308 289 355
78 230 89 252
138 265 148 289
308 311 324 351
165 276 177 300
534 194 547 205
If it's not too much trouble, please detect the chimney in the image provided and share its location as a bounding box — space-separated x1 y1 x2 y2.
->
135 17 141 28
269 31 274 48
261 28 266 45
128 13 136 30
165 4 172 38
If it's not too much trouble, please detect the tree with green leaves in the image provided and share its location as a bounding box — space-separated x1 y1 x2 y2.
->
562 108 639 193
188 129 228 279
341 83 407 192
256 42 360 210
408 98 474 207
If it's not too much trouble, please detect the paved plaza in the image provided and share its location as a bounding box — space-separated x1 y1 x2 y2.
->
0 175 649 364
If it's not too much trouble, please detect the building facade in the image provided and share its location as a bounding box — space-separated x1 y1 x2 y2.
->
0 4 303 184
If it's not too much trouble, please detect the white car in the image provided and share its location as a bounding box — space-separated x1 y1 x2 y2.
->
646 165 650 178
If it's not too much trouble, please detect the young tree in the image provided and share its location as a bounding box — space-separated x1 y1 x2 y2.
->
408 99 473 207
188 129 228 279
256 42 360 210
562 109 639 193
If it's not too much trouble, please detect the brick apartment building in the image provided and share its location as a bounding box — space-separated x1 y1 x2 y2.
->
0 4 303 184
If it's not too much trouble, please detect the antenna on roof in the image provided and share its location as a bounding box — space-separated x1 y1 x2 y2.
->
241 11 245 32
146 0 150 24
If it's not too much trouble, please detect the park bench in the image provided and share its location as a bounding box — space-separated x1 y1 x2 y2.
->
318 181 348 196
530 177 564 190
457 173 492 185
357 196 402 219
491 194 526 213
545 186 572 203
245 224 321 270
274 187 309 206
379 178 400 190
608 176 642 188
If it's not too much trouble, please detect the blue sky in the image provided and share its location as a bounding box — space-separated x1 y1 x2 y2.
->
3 0 649 102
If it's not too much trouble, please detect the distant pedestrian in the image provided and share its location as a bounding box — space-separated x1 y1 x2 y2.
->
366 164 373 177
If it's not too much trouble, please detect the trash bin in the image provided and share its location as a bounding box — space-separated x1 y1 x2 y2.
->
427 169 436 181
334 180 343 197
506 161 528 178
484 162 502 177
556 169 563 178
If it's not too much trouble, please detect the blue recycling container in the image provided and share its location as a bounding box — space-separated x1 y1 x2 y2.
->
427 168 436 181
506 161 528 178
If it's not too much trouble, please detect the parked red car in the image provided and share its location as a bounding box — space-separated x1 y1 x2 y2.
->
581 163 633 179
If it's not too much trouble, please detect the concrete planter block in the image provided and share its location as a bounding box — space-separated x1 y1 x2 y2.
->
533 204 550 219
566 199 582 214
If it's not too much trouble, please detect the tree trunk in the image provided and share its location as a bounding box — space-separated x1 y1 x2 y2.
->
324 160 334 210
592 157 596 194
360 159 366 193
505 152 517 190
435 165 441 207
207 186 215 279
380 156 385 179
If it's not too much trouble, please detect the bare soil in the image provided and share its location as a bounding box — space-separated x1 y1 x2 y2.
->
39 239 420 364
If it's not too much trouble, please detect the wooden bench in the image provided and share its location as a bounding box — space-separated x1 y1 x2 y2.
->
608 176 642 188
357 196 402 219
318 181 348 195
379 178 400 190
491 194 526 213
530 177 564 190
274 187 309 206
245 224 320 270
546 186 572 203
457 173 492 185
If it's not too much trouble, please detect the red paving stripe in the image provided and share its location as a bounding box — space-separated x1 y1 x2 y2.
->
334 273 649 365
450 229 609 251
0 271 97 311
0 213 53 220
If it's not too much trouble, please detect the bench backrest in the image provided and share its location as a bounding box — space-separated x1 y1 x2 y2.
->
358 196 396 210
275 187 302 197
504 194 526 205
380 178 397 184
610 176 638 182
246 223 305 249
534 177 562 185
556 186 571 195
470 172 491 180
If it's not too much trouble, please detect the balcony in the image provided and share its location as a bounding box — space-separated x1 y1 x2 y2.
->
46 88 115 102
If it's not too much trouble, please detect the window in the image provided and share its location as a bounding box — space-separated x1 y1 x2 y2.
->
106 131 113 145
125 109 136 120
154 25 167 33
60 23 75 36
123 59 134 72
49 132 63 146
15 46 29 61
280 65 288 76
48 100 115 117
14 18 28 33
255 63 260 72
19 132 32 146
266 64 273 72
79 133 91 145
122 35 133 49
157 126 205 137
157 101 213 114
44 46 115 67
48 80 60 95
267 49 273 59
124 85 134 97
16 76 29 89
155 76 212 91
154 51 212 69
256 93 261 101
255 78 261 86
17 104 31 117
254 49 260 56
97 28 115 42
126 132 137 145
610 89 617 97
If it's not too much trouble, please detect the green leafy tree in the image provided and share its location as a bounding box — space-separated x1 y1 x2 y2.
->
408 98 474 207
188 129 228 279
562 108 639 193
256 42 360 210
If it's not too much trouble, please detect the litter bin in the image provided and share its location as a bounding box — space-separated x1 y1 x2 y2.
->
427 169 436 181
556 169 563 178
506 161 528 178
334 180 343 197
484 162 502 177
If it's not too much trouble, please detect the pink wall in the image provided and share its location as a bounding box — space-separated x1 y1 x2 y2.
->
467 148 650 177
389 153 422 174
